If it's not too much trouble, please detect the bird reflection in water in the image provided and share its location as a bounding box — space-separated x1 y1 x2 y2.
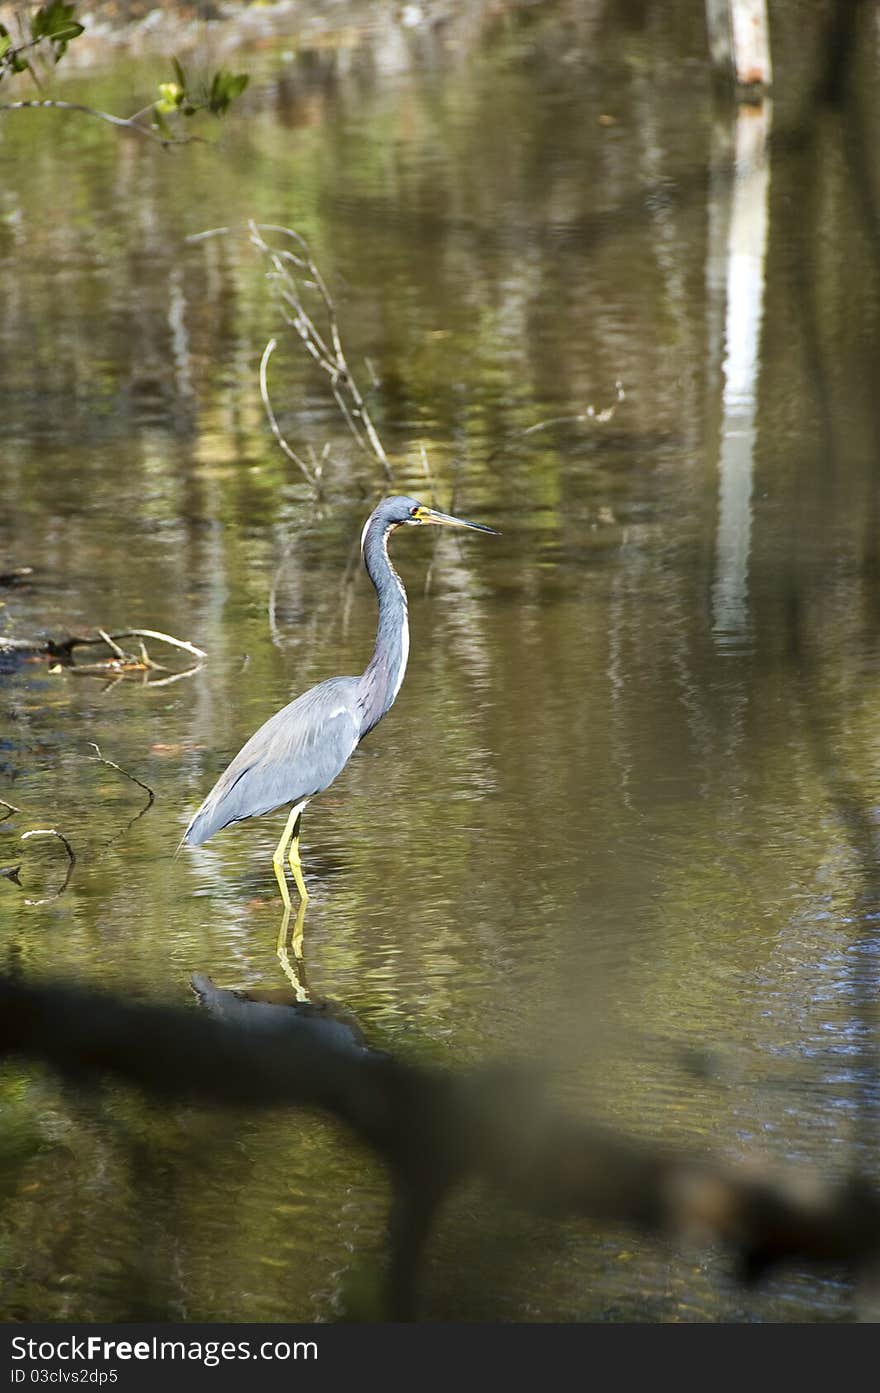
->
191 956 368 1058
277 899 308 1000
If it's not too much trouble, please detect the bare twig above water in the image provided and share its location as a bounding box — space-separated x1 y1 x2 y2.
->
19 829 76 905
185 226 232 243
85 743 155 818
80 742 156 844
259 338 321 490
97 629 128 661
2 627 206 684
79 629 207 661
247 221 394 484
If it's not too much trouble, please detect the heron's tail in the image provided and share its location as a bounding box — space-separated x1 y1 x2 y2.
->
179 793 232 849
175 805 207 856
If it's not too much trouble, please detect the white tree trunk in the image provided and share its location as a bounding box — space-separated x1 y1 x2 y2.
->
711 104 772 646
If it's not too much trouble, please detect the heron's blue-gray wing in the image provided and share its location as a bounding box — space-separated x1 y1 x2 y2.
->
184 676 360 845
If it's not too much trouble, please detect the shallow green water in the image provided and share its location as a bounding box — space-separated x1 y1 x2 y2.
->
2 3 880 1321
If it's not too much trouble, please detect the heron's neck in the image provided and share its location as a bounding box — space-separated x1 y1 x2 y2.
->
357 521 410 738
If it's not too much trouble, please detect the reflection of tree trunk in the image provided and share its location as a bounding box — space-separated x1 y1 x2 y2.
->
705 0 772 92
711 103 771 648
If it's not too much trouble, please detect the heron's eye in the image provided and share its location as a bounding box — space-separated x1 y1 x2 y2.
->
410 506 419 516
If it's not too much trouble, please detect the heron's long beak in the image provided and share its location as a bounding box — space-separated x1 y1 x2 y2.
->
415 506 499 534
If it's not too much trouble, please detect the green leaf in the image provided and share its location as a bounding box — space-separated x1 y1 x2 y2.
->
31 1 82 40
171 55 187 91
31 2 84 62
206 69 249 115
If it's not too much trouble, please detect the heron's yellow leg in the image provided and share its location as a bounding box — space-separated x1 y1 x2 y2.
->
287 813 309 904
272 857 292 910
276 901 309 1002
271 804 301 910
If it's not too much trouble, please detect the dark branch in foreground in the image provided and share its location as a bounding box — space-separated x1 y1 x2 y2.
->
1 975 879 1318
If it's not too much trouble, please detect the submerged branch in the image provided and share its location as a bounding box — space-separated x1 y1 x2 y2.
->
523 381 626 435
19 830 76 905
85 742 155 818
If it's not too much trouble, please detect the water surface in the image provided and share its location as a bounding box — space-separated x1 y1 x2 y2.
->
2 3 880 1321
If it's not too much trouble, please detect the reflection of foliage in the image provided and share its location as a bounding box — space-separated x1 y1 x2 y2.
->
0 1075 47 1205
0 3 247 142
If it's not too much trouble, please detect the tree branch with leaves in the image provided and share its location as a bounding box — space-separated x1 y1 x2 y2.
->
0 2 248 144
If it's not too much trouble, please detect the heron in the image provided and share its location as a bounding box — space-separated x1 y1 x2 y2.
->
183 495 497 906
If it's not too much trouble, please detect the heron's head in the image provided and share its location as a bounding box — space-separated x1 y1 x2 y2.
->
367 495 499 539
